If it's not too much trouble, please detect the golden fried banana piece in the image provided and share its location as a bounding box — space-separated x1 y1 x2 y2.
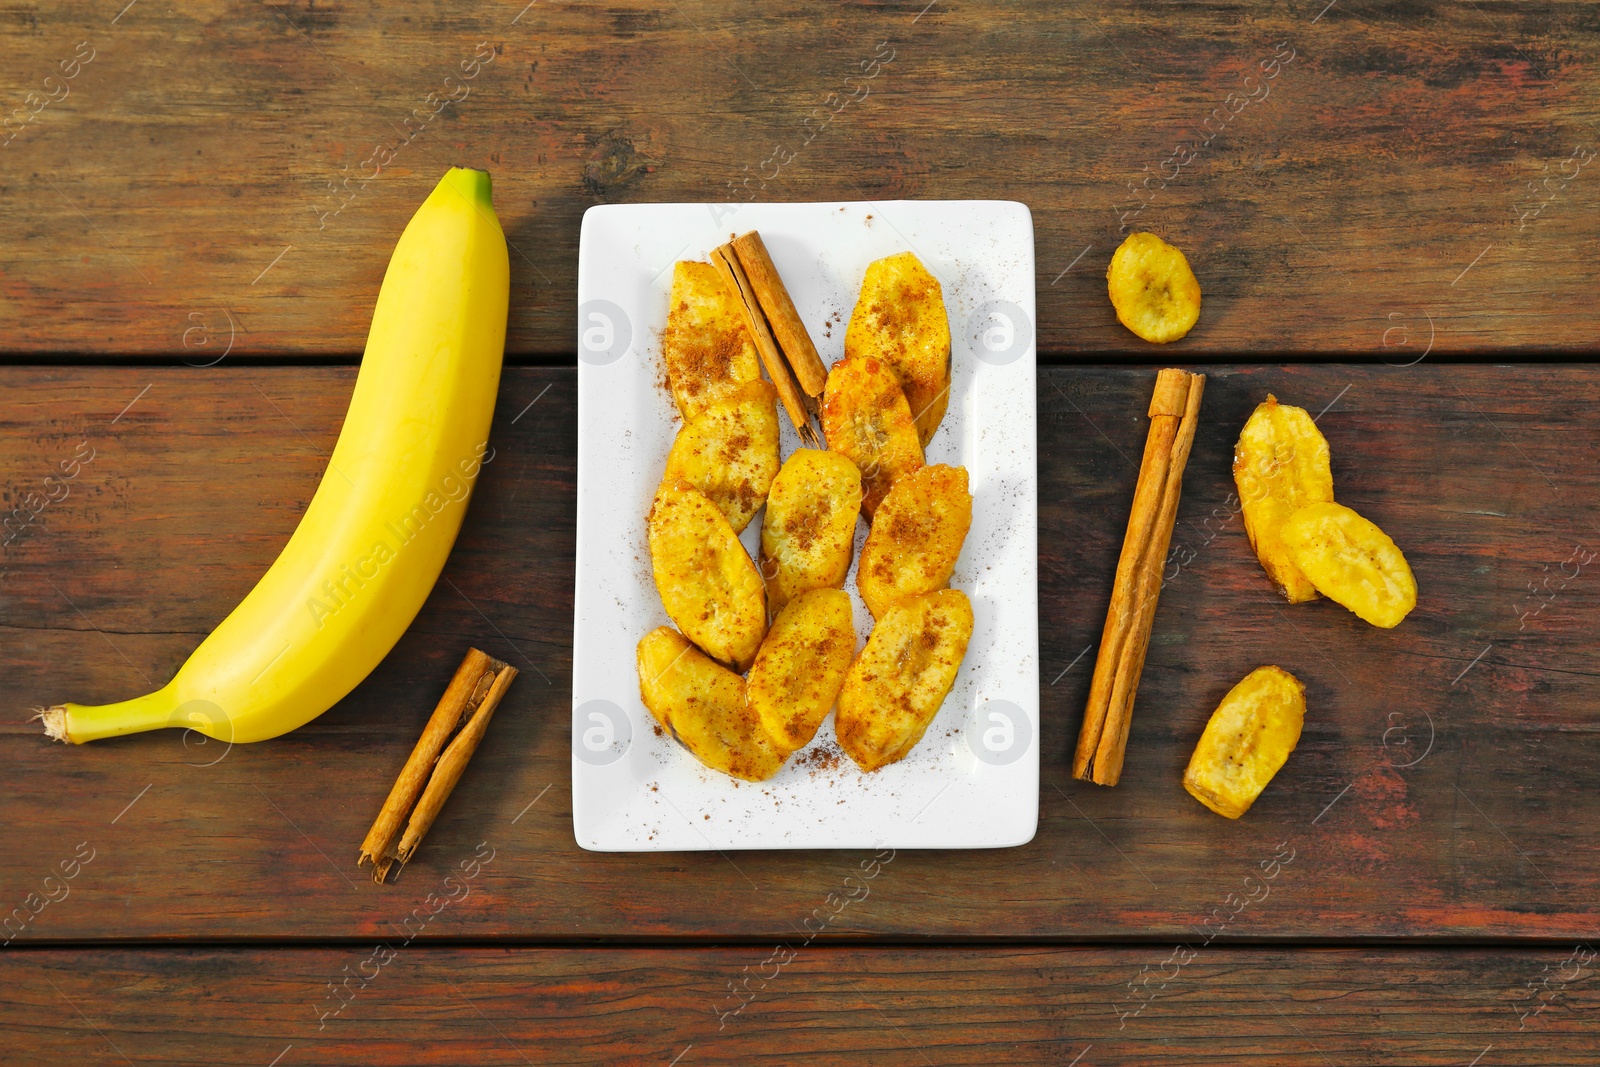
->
820 355 924 519
747 589 856 753
637 627 784 782
844 251 952 446
1233 394 1334 603
857 464 973 619
661 260 762 421
759 449 863 615
1279 501 1417 628
1183 665 1305 819
1107 232 1202 344
663 378 780 534
648 482 767 670
837 589 974 773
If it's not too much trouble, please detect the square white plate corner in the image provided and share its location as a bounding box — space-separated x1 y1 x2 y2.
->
573 200 1038 851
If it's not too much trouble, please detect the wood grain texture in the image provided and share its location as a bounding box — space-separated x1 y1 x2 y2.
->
3 946 1597 1065
2 2 1598 355
2 365 1599 942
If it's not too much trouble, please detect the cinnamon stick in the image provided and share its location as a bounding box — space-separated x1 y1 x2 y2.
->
712 243 821 448
393 662 517 864
358 648 516 883
729 230 828 397
1073 368 1206 786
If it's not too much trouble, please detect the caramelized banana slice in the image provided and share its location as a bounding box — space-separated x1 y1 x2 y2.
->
837 589 974 773
857 464 972 619
747 589 856 753
661 261 762 421
1233 395 1334 603
1183 665 1305 819
844 251 952 446
1106 232 1202 344
648 482 767 670
663 379 780 533
820 355 924 519
760 449 863 616
637 627 783 782
1279 502 1417 628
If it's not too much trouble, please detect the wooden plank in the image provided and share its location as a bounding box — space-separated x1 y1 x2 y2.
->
1 3 1598 355
3 945 1596 1064
2 365 1599 942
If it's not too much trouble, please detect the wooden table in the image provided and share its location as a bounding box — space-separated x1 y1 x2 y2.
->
3 3 1598 1064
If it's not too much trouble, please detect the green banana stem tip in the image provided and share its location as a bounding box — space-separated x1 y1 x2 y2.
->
443 166 493 208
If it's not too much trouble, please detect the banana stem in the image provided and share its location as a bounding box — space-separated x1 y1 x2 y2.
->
442 165 493 208
46 683 184 744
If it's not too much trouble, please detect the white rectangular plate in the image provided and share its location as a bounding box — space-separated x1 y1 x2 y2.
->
573 200 1038 851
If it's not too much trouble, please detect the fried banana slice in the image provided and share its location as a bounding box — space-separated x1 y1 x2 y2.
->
820 355 924 519
1107 232 1202 344
648 482 767 670
661 260 762 421
1279 501 1417 628
637 627 784 781
837 589 974 773
857 464 973 619
1233 395 1335 603
663 379 780 534
844 251 952 446
1183 665 1305 819
747 589 856 753
759 449 863 615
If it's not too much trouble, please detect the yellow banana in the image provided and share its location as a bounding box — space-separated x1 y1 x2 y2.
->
40 167 510 745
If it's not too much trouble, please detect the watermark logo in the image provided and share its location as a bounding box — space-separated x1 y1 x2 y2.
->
165 698 234 768
577 299 632 365
1381 708 1434 769
181 308 236 368
573 699 632 765
965 301 1032 366
1380 310 1433 367
965 699 1031 765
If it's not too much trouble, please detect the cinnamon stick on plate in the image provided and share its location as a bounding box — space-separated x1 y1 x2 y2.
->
728 231 828 397
712 232 825 447
1073 368 1206 786
358 648 517 883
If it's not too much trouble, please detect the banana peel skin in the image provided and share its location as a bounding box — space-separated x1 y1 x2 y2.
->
40 167 510 745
